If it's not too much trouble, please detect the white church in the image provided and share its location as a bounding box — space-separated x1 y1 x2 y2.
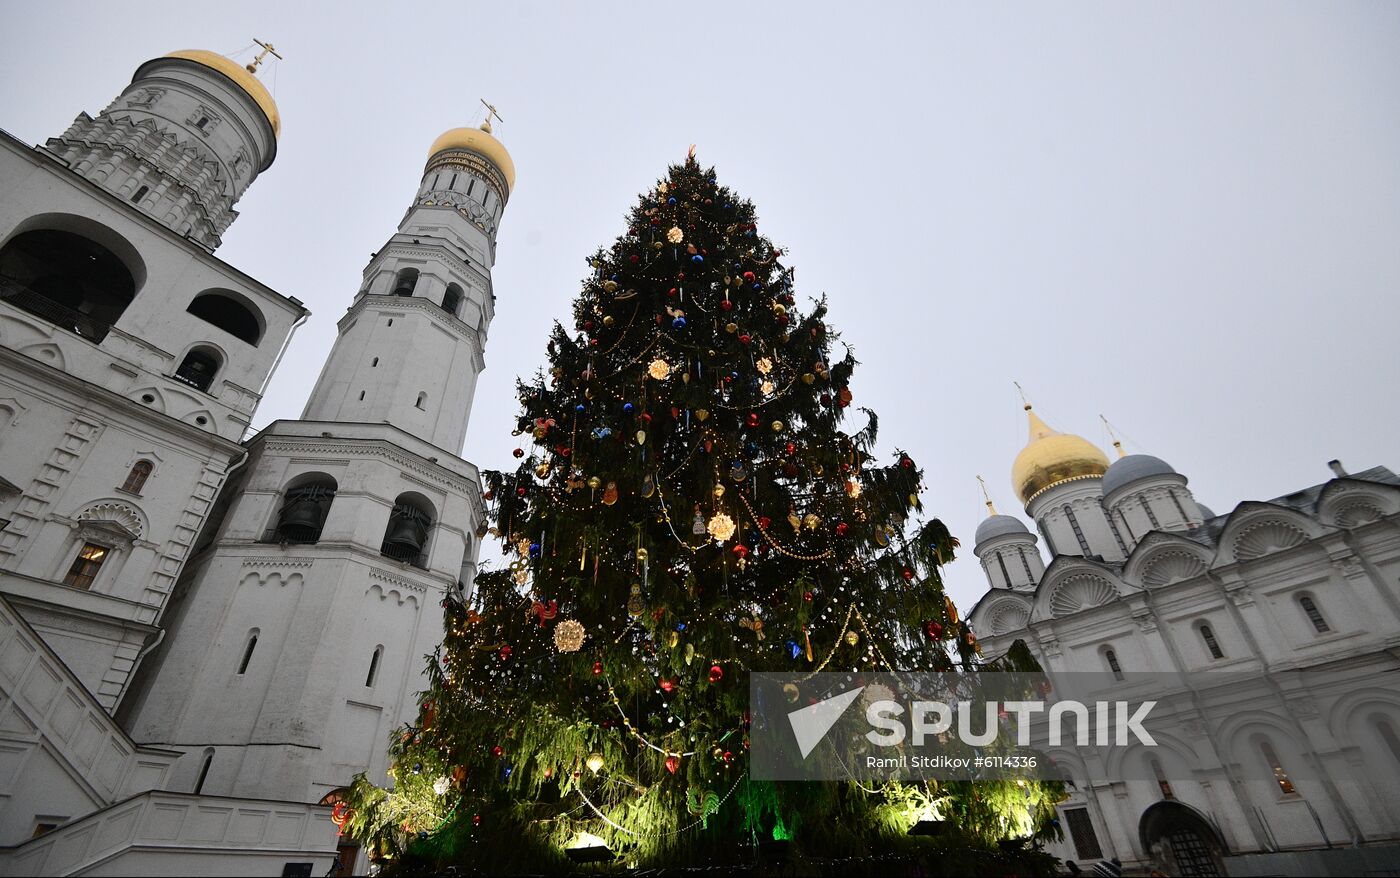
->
967 404 1400 876
0 47 510 875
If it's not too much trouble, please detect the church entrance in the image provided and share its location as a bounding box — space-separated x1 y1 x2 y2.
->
1139 801 1227 877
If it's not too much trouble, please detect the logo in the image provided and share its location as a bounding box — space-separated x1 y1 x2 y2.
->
786 686 865 758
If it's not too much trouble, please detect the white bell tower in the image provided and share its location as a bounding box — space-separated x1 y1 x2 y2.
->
120 119 515 809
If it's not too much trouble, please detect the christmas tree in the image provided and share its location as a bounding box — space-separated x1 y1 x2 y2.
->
343 153 1063 875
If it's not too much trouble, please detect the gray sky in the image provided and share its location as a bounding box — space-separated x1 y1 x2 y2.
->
3 1 1398 610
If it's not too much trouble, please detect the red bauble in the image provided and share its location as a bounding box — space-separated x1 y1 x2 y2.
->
492 745 504 758
669 287 678 297
835 522 850 537
758 516 772 530
629 254 639 263
708 664 724 683
804 591 814 602
473 814 482 826
589 338 599 346
512 448 524 458
733 544 749 559
746 412 760 428
499 645 513 660
583 320 595 331
721 299 733 311
516 486 527 497
924 621 943 640
739 334 751 345
593 661 603 675
660 678 676 693
903 568 914 581
743 271 756 283
665 754 681 774
722 750 734 764
901 456 914 469
785 442 796 455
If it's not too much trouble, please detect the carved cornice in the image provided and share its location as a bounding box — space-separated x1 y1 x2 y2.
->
242 557 315 568
259 436 480 495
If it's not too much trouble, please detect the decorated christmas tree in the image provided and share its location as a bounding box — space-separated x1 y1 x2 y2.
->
343 153 1063 874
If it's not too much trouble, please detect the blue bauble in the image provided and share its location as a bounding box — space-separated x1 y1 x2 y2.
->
691 254 704 264
667 196 677 205
786 639 801 660
676 622 687 632
672 317 687 329
575 404 586 413
623 402 635 414
529 542 541 557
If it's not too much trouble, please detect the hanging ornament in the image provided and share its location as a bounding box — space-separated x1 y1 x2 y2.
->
592 661 604 675
694 408 709 421
738 614 764 640
692 506 707 535
924 621 944 640
708 512 737 543
642 473 656 498
602 481 619 505
627 583 646 617
666 226 683 244
492 746 504 758
586 753 605 774
902 568 914 581
636 429 647 445
788 509 801 533
845 630 860 646
755 357 773 375
665 754 681 775
835 522 850 537
771 420 784 433
648 358 671 380
498 644 513 660
713 482 726 498
803 513 821 531
782 683 800 703
553 619 586 653
945 596 960 626
530 599 559 626
761 380 775 395
785 639 802 659
659 677 677 693
729 460 747 482
708 664 724 683
684 643 695 665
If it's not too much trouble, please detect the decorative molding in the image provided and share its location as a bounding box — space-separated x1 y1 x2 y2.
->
242 556 316 568
1233 520 1309 561
369 567 426 593
76 501 146 539
1139 550 1209 588
1049 574 1117 616
261 438 478 494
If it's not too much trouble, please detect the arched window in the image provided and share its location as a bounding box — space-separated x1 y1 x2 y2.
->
1258 739 1296 795
441 283 463 316
193 748 214 794
174 347 221 392
415 391 427 410
237 630 259 675
120 459 153 494
392 268 419 297
365 645 383 688
273 473 338 544
1199 624 1224 659
1298 596 1330 633
371 357 379 367
0 224 141 343
381 492 435 568
1150 757 1174 800
187 291 264 345
1104 648 1124 682
1372 715 1400 767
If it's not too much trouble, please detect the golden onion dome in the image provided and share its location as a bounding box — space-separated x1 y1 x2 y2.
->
427 124 516 194
163 50 280 137
1011 406 1110 504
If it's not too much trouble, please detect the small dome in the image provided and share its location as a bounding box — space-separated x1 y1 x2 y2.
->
163 50 280 137
976 514 1030 545
428 125 516 194
1102 454 1177 497
1011 407 1110 503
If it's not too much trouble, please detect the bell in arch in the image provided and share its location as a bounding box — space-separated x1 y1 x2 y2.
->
381 503 431 562
276 485 334 544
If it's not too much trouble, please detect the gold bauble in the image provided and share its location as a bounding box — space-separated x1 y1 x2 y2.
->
668 630 679 648
783 683 800 703
772 303 787 315
802 373 816 384
726 322 738 334
602 280 618 293
603 315 615 327
682 373 691 384
771 421 784 433
648 358 671 380
713 483 726 498
695 409 709 421
845 631 860 646
636 430 647 445
587 476 602 490
553 619 586 653
535 463 551 478
653 241 664 250
636 547 649 562
586 753 605 774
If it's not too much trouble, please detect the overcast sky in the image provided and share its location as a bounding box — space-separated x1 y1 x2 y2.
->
3 1 1397 610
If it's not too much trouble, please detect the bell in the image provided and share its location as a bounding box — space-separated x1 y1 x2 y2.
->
276 487 331 543
381 504 429 562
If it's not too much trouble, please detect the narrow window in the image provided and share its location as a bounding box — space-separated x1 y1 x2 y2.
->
358 390 365 401
1104 648 1123 681
415 392 427 410
1063 505 1091 555
1150 758 1174 799
1063 807 1103 860
195 116 209 130
386 318 393 327
366 645 383 687
371 357 379 367
1200 624 1224 659
1299 596 1330 633
449 173 458 190
431 173 440 190
467 179 476 197
193 750 214 794
1259 740 1296 795
121 459 153 494
130 185 149 203
237 632 258 675
63 543 109 589
995 551 1013 588
1374 717 1400 767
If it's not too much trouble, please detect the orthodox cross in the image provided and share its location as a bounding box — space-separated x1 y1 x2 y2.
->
977 475 997 516
480 99 504 132
245 39 283 75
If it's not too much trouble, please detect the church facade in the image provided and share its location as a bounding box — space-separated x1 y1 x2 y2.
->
0 48 511 875
968 405 1400 876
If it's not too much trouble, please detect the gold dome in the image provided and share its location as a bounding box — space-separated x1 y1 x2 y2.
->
163 50 280 137
428 125 516 193
1011 406 1110 504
